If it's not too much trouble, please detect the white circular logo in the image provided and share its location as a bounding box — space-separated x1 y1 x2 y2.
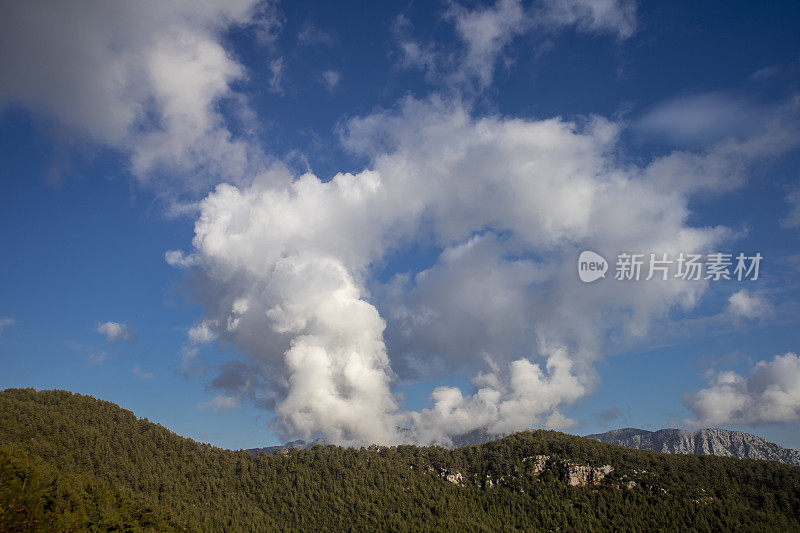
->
578 250 608 283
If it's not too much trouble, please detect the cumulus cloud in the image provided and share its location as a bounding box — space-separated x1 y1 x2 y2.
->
684 352 800 426
97 321 131 342
410 346 586 443
0 0 273 193
163 93 800 446
727 290 774 320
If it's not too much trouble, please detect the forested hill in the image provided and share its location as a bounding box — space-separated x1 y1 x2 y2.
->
1 389 799 532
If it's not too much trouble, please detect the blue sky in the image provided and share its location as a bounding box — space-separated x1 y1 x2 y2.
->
1 0 799 450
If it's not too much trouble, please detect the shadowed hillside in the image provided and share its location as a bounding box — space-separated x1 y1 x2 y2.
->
1 388 799 531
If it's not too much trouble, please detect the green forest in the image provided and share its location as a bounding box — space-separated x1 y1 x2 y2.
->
1 388 799 532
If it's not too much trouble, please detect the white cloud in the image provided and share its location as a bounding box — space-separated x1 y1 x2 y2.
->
410 346 586 444
727 290 774 320
168 93 800 446
0 317 15 334
321 70 340 91
391 15 438 75
637 92 800 163
0 0 274 193
165 250 198 268
536 0 637 39
188 320 219 345
445 0 530 88
97 321 131 342
197 394 240 412
250 0 283 47
637 92 763 145
395 0 636 89
685 352 800 425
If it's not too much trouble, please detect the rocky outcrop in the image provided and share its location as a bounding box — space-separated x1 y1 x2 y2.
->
480 455 613 489
564 463 613 486
522 454 550 474
587 428 800 466
445 471 464 486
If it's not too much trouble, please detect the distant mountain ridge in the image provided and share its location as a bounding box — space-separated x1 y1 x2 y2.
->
247 438 325 455
587 428 800 466
247 429 507 455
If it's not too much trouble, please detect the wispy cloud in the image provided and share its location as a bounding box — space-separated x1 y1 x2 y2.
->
197 395 240 412
0 317 15 334
393 0 637 89
637 92 764 145
321 70 340 92
88 352 109 365
297 23 333 46
188 320 219 345
268 57 285 94
131 366 154 380
781 190 800 228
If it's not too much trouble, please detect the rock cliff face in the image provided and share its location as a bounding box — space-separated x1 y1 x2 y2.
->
587 428 800 466
522 454 550 475
563 463 613 486
482 454 613 488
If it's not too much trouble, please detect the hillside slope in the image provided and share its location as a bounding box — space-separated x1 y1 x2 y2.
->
588 428 800 466
1 388 799 531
